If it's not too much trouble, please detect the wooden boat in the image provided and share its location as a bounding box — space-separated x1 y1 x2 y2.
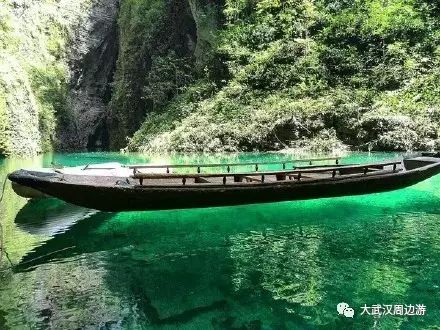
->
8 156 440 212
9 162 169 199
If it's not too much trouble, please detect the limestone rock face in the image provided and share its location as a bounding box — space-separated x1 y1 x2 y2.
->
59 0 120 151
0 0 226 156
108 0 224 150
0 0 120 156
108 0 199 150
188 0 224 70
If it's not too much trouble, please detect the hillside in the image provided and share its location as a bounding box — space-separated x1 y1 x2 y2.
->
127 0 440 153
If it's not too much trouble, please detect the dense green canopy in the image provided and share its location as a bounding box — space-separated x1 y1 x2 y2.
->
127 0 440 153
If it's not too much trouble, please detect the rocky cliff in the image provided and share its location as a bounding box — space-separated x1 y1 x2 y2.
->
108 0 224 150
60 0 119 151
0 0 224 156
0 0 119 156
0 0 68 156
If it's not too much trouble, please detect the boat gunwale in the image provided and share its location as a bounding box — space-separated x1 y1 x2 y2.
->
111 160 439 189
14 161 412 190
130 160 403 180
130 168 405 189
9 160 407 189
126 156 341 170
10 158 440 191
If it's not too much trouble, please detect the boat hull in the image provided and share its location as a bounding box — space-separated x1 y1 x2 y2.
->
11 181 49 199
8 160 440 211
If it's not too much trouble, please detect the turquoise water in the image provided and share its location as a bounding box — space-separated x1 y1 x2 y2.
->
0 152 439 329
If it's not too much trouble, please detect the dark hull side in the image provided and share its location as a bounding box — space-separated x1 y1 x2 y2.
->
8 162 440 212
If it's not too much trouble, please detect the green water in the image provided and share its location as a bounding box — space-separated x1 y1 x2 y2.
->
0 152 439 329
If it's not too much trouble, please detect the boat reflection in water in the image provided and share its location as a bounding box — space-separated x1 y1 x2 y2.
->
15 198 98 236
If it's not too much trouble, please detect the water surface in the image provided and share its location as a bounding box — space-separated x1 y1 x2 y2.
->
0 152 439 329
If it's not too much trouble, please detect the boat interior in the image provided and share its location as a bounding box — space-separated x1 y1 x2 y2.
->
128 157 405 187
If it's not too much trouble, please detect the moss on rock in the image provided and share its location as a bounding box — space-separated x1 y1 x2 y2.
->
0 0 97 156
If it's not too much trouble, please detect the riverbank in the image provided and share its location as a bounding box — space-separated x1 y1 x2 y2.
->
128 101 440 154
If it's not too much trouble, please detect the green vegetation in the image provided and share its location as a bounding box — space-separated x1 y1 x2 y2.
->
128 0 440 153
109 0 167 149
3 0 440 156
0 0 91 156
109 0 199 149
29 64 68 153
0 89 10 155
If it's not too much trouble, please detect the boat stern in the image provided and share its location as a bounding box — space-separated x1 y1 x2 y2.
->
403 156 440 171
